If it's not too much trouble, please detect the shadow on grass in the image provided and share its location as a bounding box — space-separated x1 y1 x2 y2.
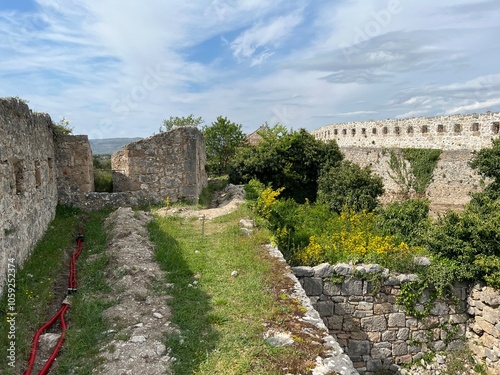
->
148 219 219 375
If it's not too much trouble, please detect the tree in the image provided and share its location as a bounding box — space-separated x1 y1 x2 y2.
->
203 116 246 176
470 137 500 197
160 114 204 132
317 161 384 213
229 127 343 203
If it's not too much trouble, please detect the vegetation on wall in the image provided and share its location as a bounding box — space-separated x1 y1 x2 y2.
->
387 148 441 195
93 155 113 193
160 114 204 132
52 117 73 136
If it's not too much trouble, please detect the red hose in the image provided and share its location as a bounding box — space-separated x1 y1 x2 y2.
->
24 234 84 375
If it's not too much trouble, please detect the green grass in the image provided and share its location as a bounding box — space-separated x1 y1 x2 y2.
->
149 206 321 374
0 206 112 374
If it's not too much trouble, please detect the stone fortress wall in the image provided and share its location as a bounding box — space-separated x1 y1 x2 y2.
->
312 112 500 150
0 98 58 295
312 113 500 209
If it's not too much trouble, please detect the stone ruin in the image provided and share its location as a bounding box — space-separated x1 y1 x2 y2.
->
0 97 207 295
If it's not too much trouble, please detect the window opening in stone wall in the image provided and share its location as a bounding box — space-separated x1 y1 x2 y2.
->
395 126 401 135
407 126 414 134
334 129 338 136
34 160 41 189
342 129 347 135
351 129 356 136
48 158 54 182
328 130 331 137
471 123 480 133
361 128 366 135
492 122 500 134
14 160 25 195
454 124 462 133
372 128 377 135
421 125 428 134
382 127 388 135
437 124 444 133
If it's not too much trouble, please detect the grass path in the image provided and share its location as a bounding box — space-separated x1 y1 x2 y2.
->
149 206 323 374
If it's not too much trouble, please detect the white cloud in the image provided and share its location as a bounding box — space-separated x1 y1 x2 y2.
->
230 12 303 60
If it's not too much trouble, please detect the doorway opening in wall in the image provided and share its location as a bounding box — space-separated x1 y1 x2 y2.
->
92 155 113 192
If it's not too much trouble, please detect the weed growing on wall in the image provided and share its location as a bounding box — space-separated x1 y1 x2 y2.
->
387 148 442 195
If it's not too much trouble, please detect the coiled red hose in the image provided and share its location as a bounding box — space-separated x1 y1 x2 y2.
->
24 232 84 375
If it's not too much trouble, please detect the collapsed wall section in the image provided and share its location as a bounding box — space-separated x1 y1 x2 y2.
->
0 98 58 296
112 127 207 203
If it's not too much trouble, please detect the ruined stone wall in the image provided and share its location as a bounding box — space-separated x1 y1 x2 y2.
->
341 147 483 211
313 112 500 151
294 263 470 374
55 134 94 204
467 285 500 375
112 127 207 203
0 98 58 296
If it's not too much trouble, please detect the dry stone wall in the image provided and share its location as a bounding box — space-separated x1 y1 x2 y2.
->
112 127 207 204
467 285 500 375
0 98 58 296
293 263 470 374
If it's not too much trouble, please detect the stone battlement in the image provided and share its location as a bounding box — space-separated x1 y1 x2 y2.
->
312 112 500 150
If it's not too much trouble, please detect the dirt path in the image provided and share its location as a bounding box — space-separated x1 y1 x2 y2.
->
94 208 176 375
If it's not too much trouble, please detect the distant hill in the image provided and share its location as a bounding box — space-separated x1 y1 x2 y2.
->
89 137 142 155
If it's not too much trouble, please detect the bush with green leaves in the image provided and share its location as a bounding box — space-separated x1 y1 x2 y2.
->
377 199 431 246
317 160 384 213
230 125 343 203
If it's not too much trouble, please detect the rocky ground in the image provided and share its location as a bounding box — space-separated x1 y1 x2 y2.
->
94 207 176 375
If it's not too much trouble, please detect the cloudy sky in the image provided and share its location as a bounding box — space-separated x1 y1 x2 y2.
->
1 0 499 139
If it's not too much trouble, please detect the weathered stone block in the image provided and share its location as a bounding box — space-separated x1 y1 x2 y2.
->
326 315 343 331
292 266 314 277
348 340 370 356
316 301 334 317
323 280 342 296
303 277 323 296
388 313 406 328
342 279 363 295
313 262 334 278
392 341 408 356
361 316 387 332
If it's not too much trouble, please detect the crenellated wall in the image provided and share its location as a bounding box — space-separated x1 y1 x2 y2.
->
312 112 499 211
312 112 500 151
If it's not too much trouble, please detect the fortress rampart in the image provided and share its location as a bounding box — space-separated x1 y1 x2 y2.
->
312 112 500 151
312 113 500 210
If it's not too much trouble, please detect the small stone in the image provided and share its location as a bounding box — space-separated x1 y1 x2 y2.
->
39 333 61 352
231 271 239 277
240 228 253 236
134 323 144 328
155 343 167 356
130 335 146 343
153 312 164 319
239 219 255 228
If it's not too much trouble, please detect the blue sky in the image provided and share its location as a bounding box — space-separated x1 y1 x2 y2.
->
1 0 499 139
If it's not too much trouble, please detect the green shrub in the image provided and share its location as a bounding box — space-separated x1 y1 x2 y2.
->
377 199 431 245
318 161 384 213
94 169 113 192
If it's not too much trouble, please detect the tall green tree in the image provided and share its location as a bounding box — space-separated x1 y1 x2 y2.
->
229 126 343 203
160 114 204 132
203 116 246 176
